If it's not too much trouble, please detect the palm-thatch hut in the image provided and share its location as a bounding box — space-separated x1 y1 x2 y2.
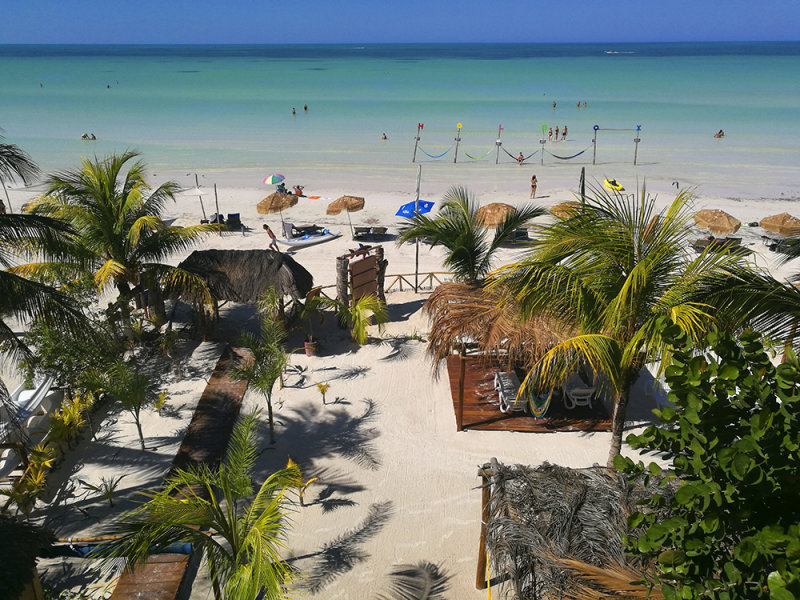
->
424 282 567 372
0 514 54 600
480 460 666 599
176 249 313 305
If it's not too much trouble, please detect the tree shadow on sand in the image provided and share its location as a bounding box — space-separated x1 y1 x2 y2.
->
274 398 382 472
292 500 394 594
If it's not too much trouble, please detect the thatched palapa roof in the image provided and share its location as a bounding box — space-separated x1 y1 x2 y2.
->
483 460 666 599
760 212 800 237
257 193 298 215
423 282 568 372
327 195 365 215
476 203 515 228
177 249 313 303
693 209 741 235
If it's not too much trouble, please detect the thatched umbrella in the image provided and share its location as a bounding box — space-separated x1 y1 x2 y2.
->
256 192 298 225
550 201 581 218
481 460 666 599
176 249 313 304
423 282 568 372
760 212 800 237
326 195 365 237
693 209 741 235
476 203 516 228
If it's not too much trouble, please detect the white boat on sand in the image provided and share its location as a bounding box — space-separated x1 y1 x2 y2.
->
278 230 341 249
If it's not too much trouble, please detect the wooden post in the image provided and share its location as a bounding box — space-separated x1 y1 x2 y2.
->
592 125 599 165
375 245 387 304
476 465 492 589
414 165 421 292
195 174 207 221
412 123 422 163
453 123 462 164
495 125 502 165
457 352 466 431
214 184 222 236
0 176 13 213
580 166 586 203
633 124 642 165
335 255 350 314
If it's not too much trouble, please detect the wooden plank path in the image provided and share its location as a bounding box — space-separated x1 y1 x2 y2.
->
109 345 250 600
445 355 611 432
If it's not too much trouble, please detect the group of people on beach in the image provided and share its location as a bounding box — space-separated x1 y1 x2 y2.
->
80 133 97 140
276 181 304 196
547 126 567 142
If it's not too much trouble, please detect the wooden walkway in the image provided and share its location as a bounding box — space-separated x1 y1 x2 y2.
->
446 355 611 432
110 345 250 600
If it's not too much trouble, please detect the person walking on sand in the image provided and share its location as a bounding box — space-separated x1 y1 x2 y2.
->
263 224 279 251
530 174 538 199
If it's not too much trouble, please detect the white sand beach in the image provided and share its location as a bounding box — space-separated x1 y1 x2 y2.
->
14 158 800 598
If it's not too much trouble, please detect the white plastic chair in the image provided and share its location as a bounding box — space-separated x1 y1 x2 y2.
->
562 373 595 410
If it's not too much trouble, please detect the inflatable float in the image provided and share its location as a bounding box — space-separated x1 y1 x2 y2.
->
603 178 625 192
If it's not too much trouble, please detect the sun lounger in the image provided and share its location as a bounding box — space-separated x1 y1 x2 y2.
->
226 213 243 230
353 226 371 239
494 371 524 413
562 373 595 410
371 226 388 236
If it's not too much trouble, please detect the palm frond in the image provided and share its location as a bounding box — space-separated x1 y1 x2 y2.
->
377 562 451 600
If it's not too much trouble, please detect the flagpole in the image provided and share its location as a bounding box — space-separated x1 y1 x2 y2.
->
412 123 423 163
195 173 207 221
414 164 421 293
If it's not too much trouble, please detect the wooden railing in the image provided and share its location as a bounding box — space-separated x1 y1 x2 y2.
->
384 271 452 293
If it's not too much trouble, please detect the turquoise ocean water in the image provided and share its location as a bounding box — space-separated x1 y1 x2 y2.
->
1 42 799 194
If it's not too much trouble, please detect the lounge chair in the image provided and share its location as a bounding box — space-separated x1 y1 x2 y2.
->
226 213 243 230
494 371 525 414
353 226 371 239
371 226 388 236
562 373 595 409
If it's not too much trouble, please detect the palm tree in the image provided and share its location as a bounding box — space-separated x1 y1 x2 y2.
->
232 313 288 445
489 187 756 467
98 411 302 600
336 293 389 345
397 185 545 284
0 134 39 213
26 151 214 322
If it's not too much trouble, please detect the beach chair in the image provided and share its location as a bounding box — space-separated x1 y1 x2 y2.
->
562 373 595 409
353 226 371 239
494 371 524 413
371 226 388 237
283 222 296 239
226 213 242 230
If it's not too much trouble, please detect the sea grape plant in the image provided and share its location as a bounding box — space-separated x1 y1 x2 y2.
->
616 322 800 599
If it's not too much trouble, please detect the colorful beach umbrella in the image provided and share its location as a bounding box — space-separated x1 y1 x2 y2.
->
396 200 435 218
263 174 285 185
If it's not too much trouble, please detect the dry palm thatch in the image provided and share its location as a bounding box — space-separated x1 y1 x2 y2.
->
482 461 667 600
476 202 516 228
257 192 298 215
760 212 800 237
423 282 568 373
176 249 313 303
326 195 365 215
693 209 741 235
549 201 581 218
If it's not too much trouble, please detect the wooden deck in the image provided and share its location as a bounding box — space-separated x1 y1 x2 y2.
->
110 345 250 600
446 355 611 432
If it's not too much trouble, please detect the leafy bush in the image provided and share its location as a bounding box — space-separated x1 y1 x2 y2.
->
617 326 800 599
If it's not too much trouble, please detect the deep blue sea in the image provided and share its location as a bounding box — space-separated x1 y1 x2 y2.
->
1 42 799 196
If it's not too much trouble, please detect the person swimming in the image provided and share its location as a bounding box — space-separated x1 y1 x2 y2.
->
714 129 725 138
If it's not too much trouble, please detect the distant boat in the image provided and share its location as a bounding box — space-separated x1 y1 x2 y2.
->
278 230 342 249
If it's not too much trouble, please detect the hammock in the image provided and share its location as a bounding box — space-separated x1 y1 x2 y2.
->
502 147 539 162
465 147 494 160
418 145 453 159
528 390 554 419
545 146 590 160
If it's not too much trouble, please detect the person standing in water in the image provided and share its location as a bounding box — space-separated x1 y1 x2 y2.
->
530 174 538 198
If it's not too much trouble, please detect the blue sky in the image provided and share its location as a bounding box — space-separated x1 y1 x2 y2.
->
3 0 799 44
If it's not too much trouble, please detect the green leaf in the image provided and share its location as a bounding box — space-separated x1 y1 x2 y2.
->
768 571 794 600
731 453 751 480
718 362 740 380
674 484 697 505
628 512 645 528
658 550 686 566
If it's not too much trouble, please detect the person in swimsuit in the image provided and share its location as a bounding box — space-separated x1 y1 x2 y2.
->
530 174 538 199
548 127 553 142
263 224 279 251
561 126 567 140
517 152 524 165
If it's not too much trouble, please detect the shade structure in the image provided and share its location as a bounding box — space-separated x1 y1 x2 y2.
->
549 201 581 218
476 202 516 228
760 212 800 237
693 209 741 235
326 195 365 215
256 193 298 226
396 200 435 218
327 195 365 237
263 174 285 185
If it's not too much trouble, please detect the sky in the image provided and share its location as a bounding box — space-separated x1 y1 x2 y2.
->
2 0 799 45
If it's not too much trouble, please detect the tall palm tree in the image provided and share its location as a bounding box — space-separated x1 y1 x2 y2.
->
0 134 39 213
98 411 302 600
397 185 545 284
26 151 214 321
489 187 756 467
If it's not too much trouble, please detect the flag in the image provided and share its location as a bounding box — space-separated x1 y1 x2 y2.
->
396 200 435 218
418 123 424 130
